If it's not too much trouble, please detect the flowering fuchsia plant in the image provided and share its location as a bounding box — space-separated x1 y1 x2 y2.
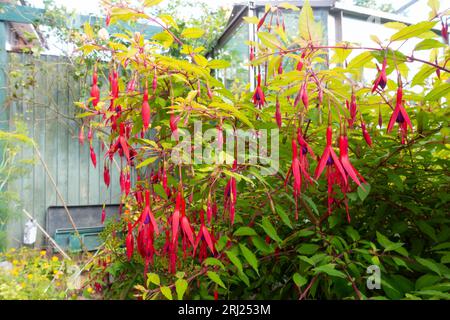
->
76 0 449 300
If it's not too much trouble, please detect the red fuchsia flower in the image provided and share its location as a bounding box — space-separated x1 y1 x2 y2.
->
105 11 111 26
137 219 155 276
110 69 119 100
249 47 255 61
257 10 270 30
214 290 219 301
361 121 372 147
300 81 309 109
141 84 151 131
339 134 366 222
125 222 134 261
217 125 224 151
90 69 100 107
285 138 302 219
101 205 106 224
442 18 448 43
252 73 266 109
78 126 84 145
224 160 237 224
126 75 136 93
87 127 93 143
275 97 282 129
297 129 315 183
194 210 215 259
170 113 180 140
314 126 348 216
171 191 183 245
278 58 283 75
387 86 413 144
296 51 306 71
371 58 387 93
103 164 110 188
346 92 357 127
89 145 97 168
138 190 159 236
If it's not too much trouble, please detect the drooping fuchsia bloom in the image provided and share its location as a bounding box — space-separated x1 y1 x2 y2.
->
152 67 158 93
125 222 134 261
275 97 282 129
170 113 180 141
315 126 348 216
387 86 413 144
252 73 266 109
371 58 387 93
297 129 315 185
89 145 97 168
361 121 372 147
90 69 100 107
301 81 309 109
78 126 84 145
224 160 237 224
110 69 119 100
285 139 302 220
346 92 357 127
141 83 151 131
194 210 215 259
103 164 110 188
339 134 366 222
442 18 448 43
101 205 106 224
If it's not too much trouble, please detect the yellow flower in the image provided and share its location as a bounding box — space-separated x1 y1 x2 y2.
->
27 274 33 280
9 248 16 253
56 281 61 286
87 287 94 294
21 282 26 288
40 250 46 256
12 259 18 265
53 270 59 274
52 256 59 262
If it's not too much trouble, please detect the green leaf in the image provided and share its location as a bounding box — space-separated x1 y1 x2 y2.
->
207 271 226 289
416 221 438 242
225 250 243 273
175 279 188 300
207 59 230 69
414 39 446 51
203 257 226 270
233 226 257 237
160 286 173 300
297 244 320 255
293 273 308 287
260 217 282 243
390 21 437 41
301 194 319 215
239 244 259 274
153 184 168 200
258 32 281 49
243 16 259 24
415 257 442 276
313 264 346 279
275 204 292 229
279 2 300 11
347 51 373 69
251 236 274 254
411 64 436 86
424 83 450 101
298 0 321 42
345 226 360 242
136 156 158 169
357 183 371 202
146 273 160 286
144 0 164 7
376 231 394 249
181 28 205 39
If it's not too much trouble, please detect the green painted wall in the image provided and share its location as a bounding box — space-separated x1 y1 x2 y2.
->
6 52 121 247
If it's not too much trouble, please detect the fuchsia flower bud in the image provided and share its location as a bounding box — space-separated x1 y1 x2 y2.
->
371 58 387 93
